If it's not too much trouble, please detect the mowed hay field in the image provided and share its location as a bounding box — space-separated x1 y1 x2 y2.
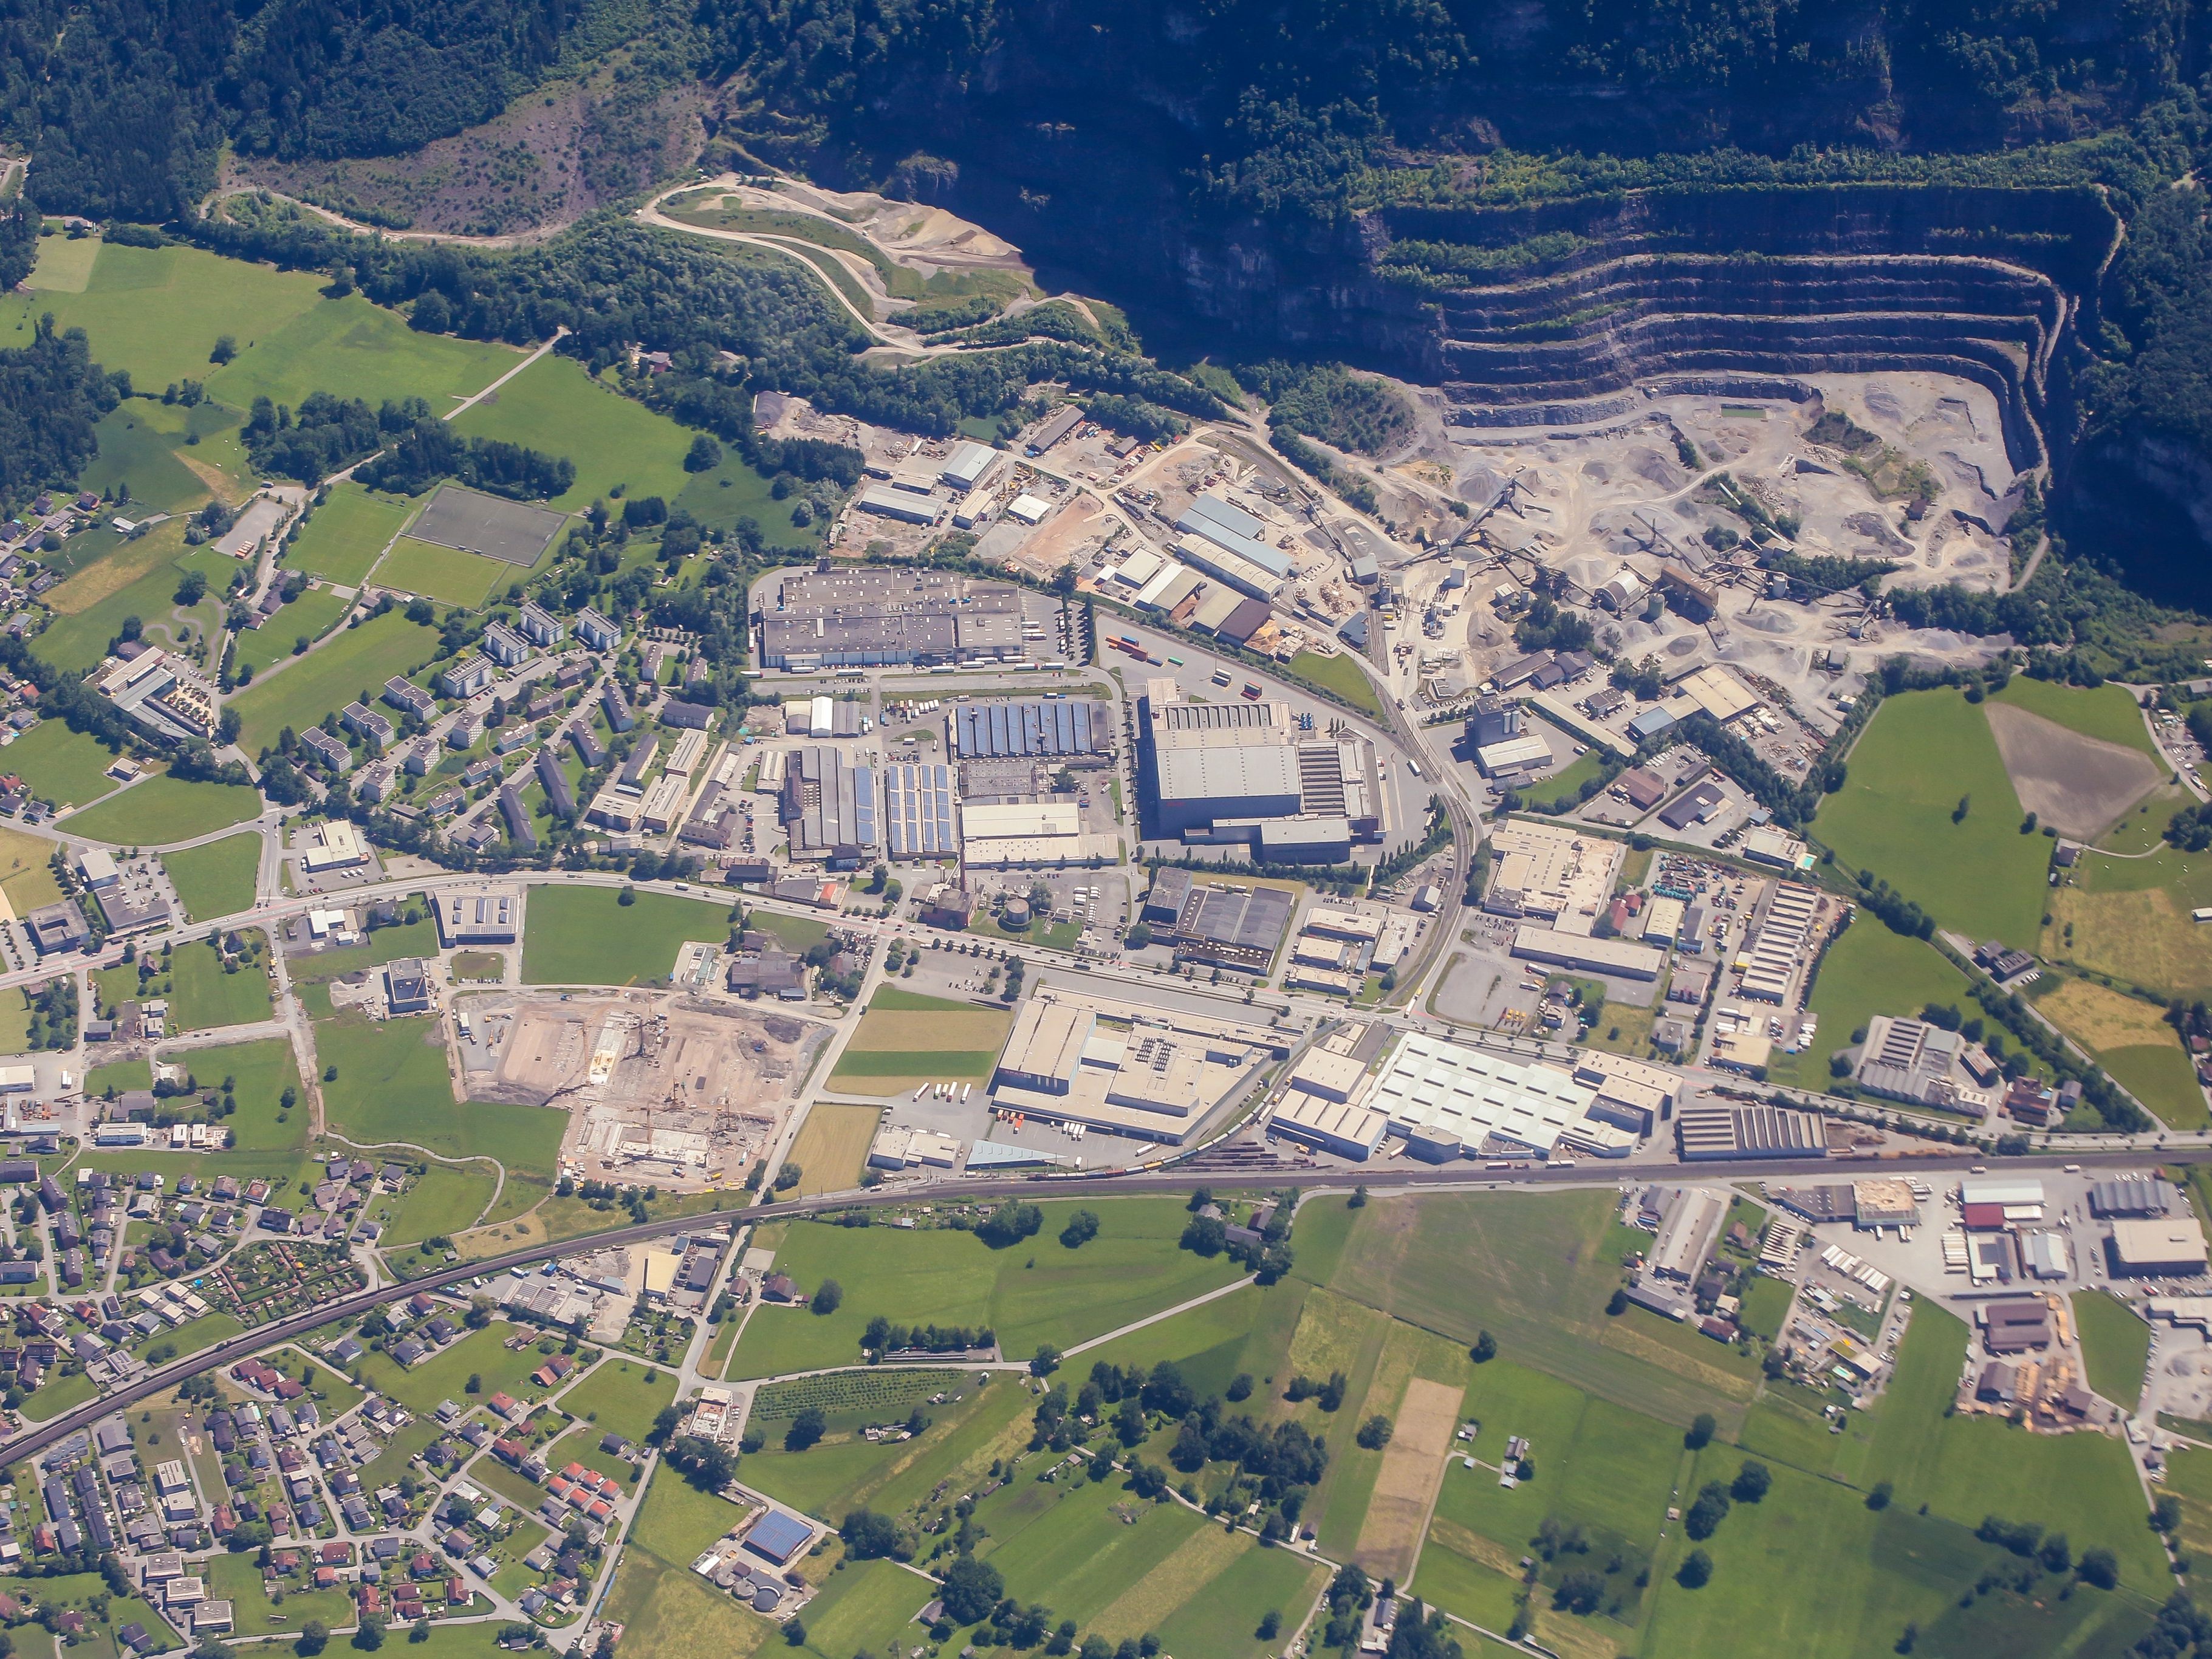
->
781 1103 881 1197
284 484 419 586
2035 976 2209 1129
2046 826 2212 1001
1352 1375 1464 1582
1323 1189 1759 1431
62 773 262 844
1 241 516 411
1991 677 2162 759
1814 689 2050 949
729 1200 1245 1378
825 987 1013 1095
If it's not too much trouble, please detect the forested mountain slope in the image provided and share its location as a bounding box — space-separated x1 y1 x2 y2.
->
15 1 2212 593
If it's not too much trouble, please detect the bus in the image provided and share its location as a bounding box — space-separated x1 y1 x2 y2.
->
1166 655 1185 666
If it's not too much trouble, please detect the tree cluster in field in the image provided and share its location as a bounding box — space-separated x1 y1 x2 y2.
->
0 316 125 520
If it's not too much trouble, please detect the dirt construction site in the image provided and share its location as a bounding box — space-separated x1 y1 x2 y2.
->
453 989 828 1188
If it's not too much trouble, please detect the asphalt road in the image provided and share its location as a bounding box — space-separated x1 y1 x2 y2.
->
3 1144 2193 1469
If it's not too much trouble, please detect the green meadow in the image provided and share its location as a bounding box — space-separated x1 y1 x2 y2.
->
62 773 262 844
450 352 812 542
372 535 513 608
231 585 354 676
283 483 418 586
7 239 512 411
1765 916 1976 1090
228 607 439 755
520 886 737 985
1814 689 2052 949
728 1200 1245 1378
2 720 123 806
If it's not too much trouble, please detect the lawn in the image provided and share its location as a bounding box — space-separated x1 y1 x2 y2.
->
62 773 262 844
282 482 418 586
378 1163 499 1244
2073 1291 2153 1414
557 1357 677 1443
521 886 736 984
78 397 231 517
2 240 513 409
1765 917 1974 1090
352 1320 549 1415
1 720 124 807
730 1199 1245 1379
824 987 1014 1096
782 1102 882 1196
1520 746 1608 812
1992 677 2162 761
1323 1190 1758 1432
1813 689 2052 949
169 935 276 1030
207 1546 355 1637
1287 648 1385 718
0 823 62 914
371 535 514 609
231 585 354 676
163 831 262 922
312 1008 566 1182
227 608 440 757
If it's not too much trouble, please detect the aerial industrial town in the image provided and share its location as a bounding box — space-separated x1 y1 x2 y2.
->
11 30 2212 1653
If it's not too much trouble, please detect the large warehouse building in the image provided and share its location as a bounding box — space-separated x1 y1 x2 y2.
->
951 699 1114 764
1675 1103 1828 1161
758 567 1030 670
782 747 878 866
988 988 1287 1143
1367 1033 1599 1161
1136 677 1383 860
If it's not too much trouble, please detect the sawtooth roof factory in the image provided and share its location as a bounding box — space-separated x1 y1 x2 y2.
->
1137 677 1385 863
1265 1025 1640 1163
756 567 1033 671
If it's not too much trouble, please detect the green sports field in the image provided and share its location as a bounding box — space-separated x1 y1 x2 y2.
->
371 535 515 609
61 773 262 844
728 1200 1245 1379
1814 689 2052 949
227 607 439 756
1 721 123 807
1764 916 1975 1090
283 484 417 586
520 886 736 984
231 585 354 677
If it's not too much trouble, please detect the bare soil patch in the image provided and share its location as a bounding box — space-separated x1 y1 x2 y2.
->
1984 701 2160 841
1352 1377 1465 1582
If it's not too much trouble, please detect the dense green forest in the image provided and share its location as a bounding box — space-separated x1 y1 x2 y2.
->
0 318 123 518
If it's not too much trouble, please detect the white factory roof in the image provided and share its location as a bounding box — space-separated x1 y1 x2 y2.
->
1007 493 1053 525
1477 734 1553 774
1959 1179 2046 1208
1368 1033 1595 1155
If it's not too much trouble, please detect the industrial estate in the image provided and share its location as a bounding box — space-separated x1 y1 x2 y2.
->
10 39 2212 1659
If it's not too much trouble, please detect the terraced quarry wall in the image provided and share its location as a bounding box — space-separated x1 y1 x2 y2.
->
1347 183 2120 471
